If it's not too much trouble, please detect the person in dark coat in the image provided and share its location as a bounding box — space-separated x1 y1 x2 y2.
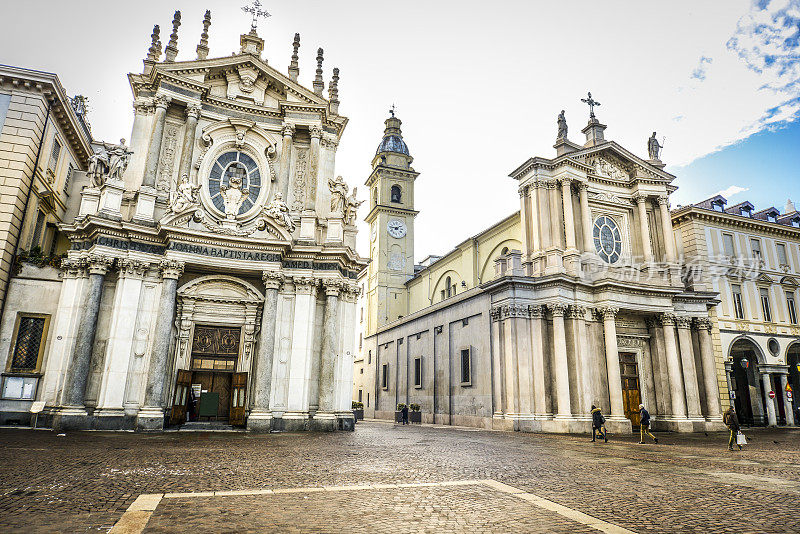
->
638 403 658 444
401 404 409 425
590 405 607 442
723 406 742 451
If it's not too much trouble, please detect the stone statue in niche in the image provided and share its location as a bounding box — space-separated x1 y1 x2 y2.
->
344 186 364 226
329 175 348 215
220 169 249 220
86 139 132 187
169 173 200 213
648 132 663 160
259 192 296 232
557 110 567 140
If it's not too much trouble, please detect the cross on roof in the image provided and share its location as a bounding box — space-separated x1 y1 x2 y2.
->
242 0 271 33
581 91 601 118
390 103 396 118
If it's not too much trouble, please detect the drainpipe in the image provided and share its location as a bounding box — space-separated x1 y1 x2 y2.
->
0 97 52 321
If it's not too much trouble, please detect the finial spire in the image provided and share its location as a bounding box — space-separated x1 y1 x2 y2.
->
389 104 396 118
196 10 212 60
146 25 161 62
329 68 340 114
313 48 324 96
288 33 300 82
242 0 270 35
164 11 182 62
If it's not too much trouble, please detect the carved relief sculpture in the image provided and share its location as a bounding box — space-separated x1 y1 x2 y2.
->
87 139 132 187
220 171 249 220
258 192 296 232
169 173 200 213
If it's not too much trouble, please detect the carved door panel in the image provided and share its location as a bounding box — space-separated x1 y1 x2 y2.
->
230 372 248 426
212 373 231 420
169 369 192 425
619 353 641 427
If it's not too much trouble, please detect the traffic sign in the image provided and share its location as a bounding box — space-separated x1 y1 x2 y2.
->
768 390 776 399
788 391 793 402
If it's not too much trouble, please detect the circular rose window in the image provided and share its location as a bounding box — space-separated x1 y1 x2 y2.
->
207 150 262 215
593 215 622 263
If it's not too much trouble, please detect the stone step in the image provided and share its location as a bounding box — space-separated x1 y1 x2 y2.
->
179 421 240 432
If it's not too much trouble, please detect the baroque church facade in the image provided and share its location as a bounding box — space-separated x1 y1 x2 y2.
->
0 11 363 431
356 103 729 434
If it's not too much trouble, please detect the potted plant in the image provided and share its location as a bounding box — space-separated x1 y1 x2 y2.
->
409 403 422 423
395 403 406 423
351 401 364 421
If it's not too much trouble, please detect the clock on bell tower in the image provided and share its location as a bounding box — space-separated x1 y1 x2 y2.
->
363 110 419 335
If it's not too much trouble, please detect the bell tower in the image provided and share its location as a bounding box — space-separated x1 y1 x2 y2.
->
364 111 419 335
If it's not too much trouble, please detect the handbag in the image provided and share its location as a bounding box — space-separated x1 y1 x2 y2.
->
736 431 747 446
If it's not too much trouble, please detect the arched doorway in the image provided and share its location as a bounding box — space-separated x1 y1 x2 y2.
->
788 343 800 424
728 338 765 426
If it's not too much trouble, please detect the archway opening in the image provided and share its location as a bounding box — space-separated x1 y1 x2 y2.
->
729 338 763 426
788 343 800 424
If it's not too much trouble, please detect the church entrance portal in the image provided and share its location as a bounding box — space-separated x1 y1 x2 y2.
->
729 339 764 426
619 352 641 428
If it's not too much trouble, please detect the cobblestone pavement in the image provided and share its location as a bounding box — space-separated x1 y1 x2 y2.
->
0 421 798 533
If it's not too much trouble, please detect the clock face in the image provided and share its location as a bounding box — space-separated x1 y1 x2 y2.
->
387 219 407 238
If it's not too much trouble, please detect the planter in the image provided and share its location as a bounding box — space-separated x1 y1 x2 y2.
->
395 411 404 423
352 409 364 421
409 411 422 424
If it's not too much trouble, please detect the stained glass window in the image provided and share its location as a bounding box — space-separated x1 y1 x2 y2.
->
592 216 622 263
207 151 261 215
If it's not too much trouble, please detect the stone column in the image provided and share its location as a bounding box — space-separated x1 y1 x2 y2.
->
176 103 201 183
248 271 284 432
57 255 114 429
600 307 625 418
633 193 653 263
550 303 571 418
695 317 722 420
315 279 342 430
528 305 548 418
657 195 677 262
143 95 172 188
137 259 184 431
528 184 541 255
537 181 552 250
779 373 795 426
279 123 295 200
560 177 577 251
304 125 322 211
548 181 562 249
490 307 503 418
285 277 318 428
578 182 593 253
570 305 594 416
761 372 778 426
519 187 530 261
676 316 703 419
661 313 687 417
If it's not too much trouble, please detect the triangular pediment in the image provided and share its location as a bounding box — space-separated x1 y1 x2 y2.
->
565 142 675 183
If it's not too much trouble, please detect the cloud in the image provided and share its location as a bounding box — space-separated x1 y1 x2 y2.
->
715 185 750 197
691 56 714 80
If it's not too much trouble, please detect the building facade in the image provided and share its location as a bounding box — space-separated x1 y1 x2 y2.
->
673 196 800 427
356 105 725 434
0 11 364 432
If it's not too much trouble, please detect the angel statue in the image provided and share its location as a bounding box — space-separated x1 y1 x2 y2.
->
169 174 200 213
329 175 349 215
86 149 109 188
106 139 132 180
261 192 296 232
344 186 365 226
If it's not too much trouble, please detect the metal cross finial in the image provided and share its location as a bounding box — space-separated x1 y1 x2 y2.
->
390 103 396 118
581 91 601 118
242 0 270 33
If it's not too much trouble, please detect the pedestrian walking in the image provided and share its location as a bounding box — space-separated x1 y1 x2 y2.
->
638 403 658 444
590 405 607 442
401 404 409 425
723 406 742 451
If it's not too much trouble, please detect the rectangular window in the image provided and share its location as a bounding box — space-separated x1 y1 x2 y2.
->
368 350 371 364
63 163 74 196
358 390 362 403
8 314 49 373
731 284 745 319
48 138 61 174
360 307 363 323
750 238 762 260
760 288 772 322
777 243 788 267
787 292 798 325
367 392 369 407
413 357 422 388
381 363 389 390
359 333 362 349
460 348 472 386
722 233 735 257
440 289 446 301
31 211 45 249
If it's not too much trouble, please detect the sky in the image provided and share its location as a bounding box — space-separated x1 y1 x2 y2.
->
1 0 798 261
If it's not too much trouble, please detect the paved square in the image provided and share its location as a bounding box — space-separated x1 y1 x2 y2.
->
0 421 798 532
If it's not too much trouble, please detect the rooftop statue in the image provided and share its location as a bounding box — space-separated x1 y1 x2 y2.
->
557 110 568 140
87 139 132 187
648 132 663 161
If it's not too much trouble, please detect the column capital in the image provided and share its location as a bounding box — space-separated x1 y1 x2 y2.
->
661 312 677 326
282 123 296 138
159 259 185 279
154 94 172 109
133 98 155 114
262 270 285 290
598 306 619 319
656 195 670 206
118 258 150 279
322 278 344 297
675 315 694 329
694 316 713 331
519 185 529 198
59 257 87 279
309 125 323 139
292 276 319 294
543 180 558 190
576 180 590 192
631 192 649 204
567 305 587 320
528 304 545 318
548 302 568 317
185 103 202 120
558 175 573 187
86 254 114 276
490 306 502 322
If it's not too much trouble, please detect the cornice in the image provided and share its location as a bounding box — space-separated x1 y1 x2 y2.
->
672 206 800 239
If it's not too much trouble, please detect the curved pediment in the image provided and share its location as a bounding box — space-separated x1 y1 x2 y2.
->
178 275 264 303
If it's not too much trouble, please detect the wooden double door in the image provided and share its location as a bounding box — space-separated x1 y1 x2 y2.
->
619 352 642 428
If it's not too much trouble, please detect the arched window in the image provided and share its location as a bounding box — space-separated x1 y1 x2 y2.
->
445 276 452 298
501 247 509 255
391 185 402 203
372 187 378 206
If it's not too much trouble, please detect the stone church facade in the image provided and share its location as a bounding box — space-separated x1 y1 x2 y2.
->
357 104 726 434
0 11 364 432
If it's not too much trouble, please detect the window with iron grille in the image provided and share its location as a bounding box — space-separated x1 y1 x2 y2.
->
48 138 61 174
413 357 422 388
9 315 47 372
460 348 472 386
731 284 745 319
31 211 45 249
64 163 74 196
381 363 389 390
